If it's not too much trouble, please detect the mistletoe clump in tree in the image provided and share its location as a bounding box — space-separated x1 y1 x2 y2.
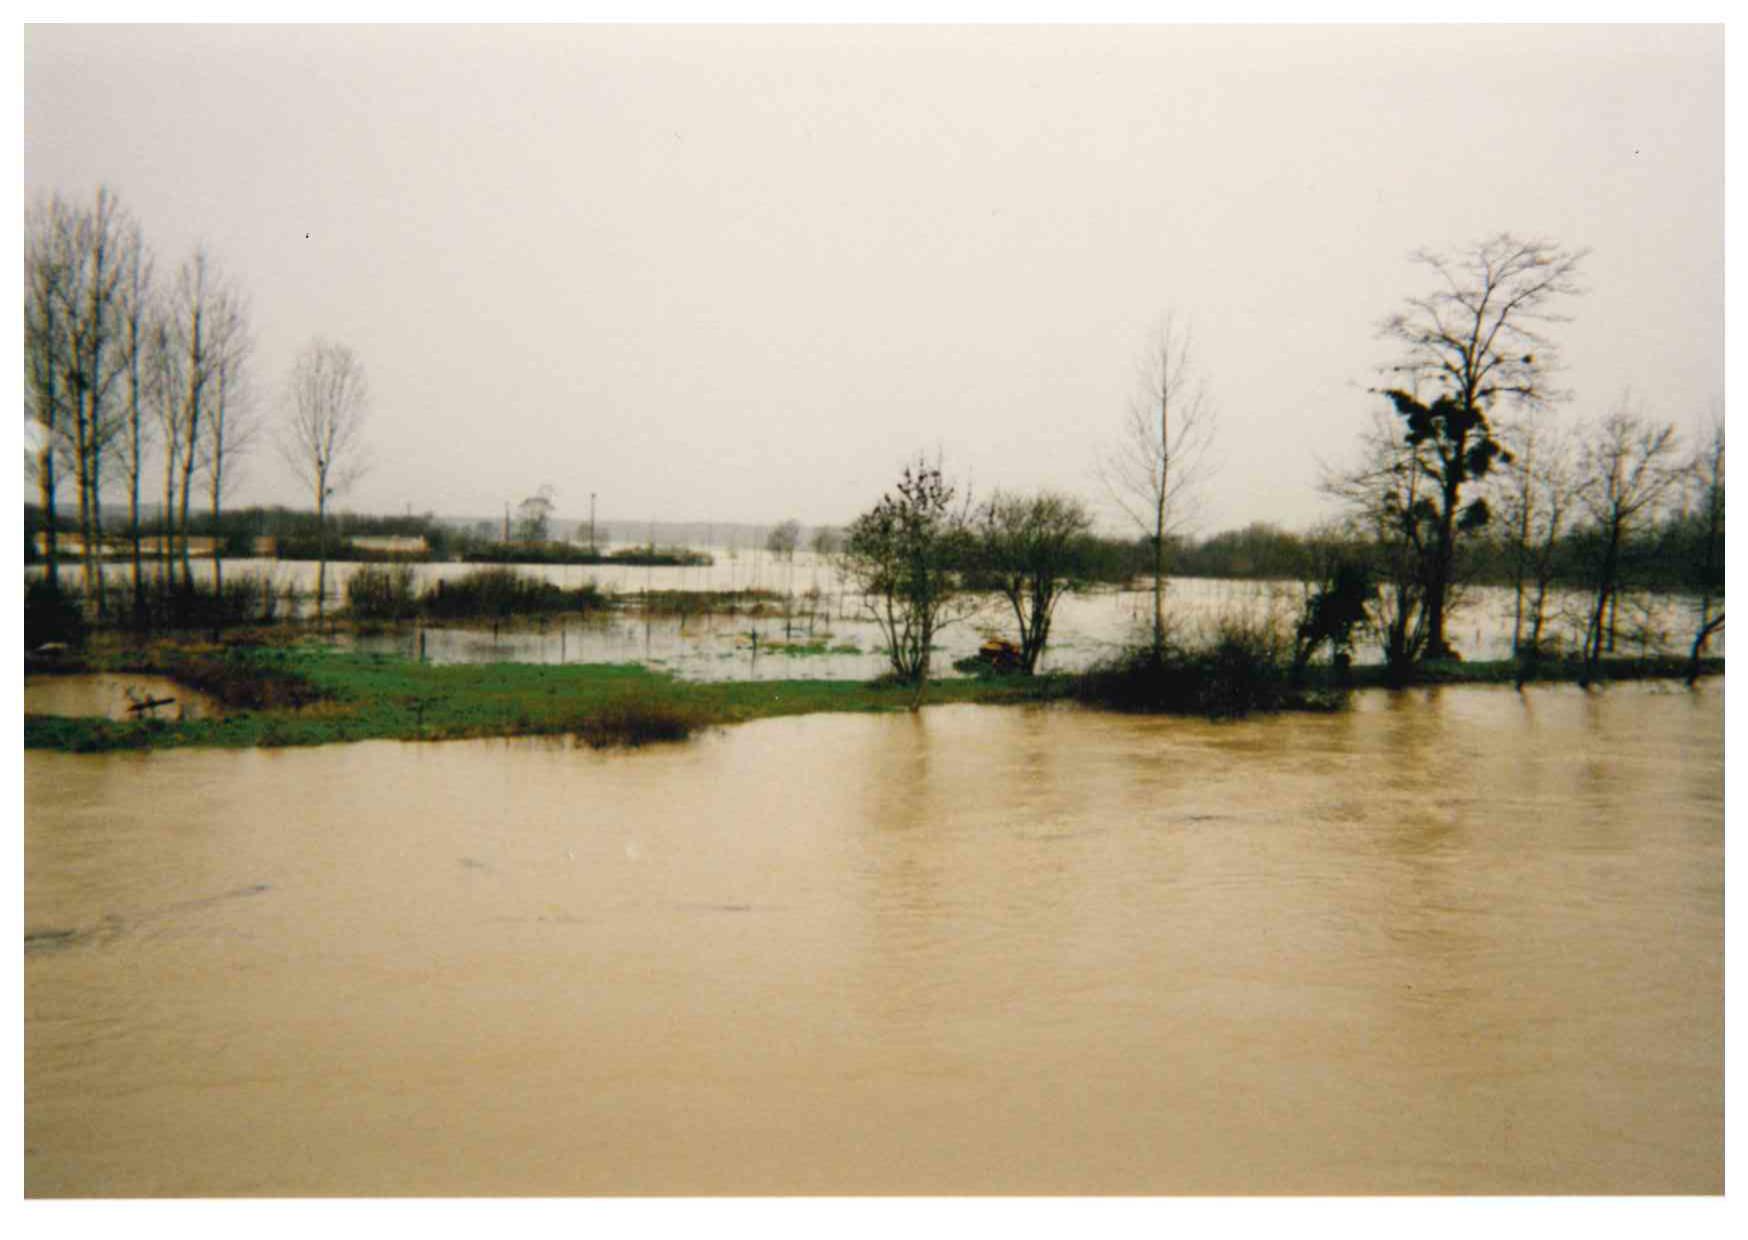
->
1376 234 1585 660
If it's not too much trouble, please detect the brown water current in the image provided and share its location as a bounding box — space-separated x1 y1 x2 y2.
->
24 681 1722 1195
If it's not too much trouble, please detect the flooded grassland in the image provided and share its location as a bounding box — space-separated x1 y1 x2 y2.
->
24 679 1722 1195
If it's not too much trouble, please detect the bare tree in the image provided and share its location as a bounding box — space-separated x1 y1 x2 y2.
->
1684 411 1724 683
68 190 130 615
515 485 556 542
199 292 255 593
282 338 370 620
146 313 185 583
1496 415 1577 670
115 220 155 622
27 189 135 612
765 518 803 636
1377 234 1586 659
159 248 248 586
24 197 75 588
976 489 1094 674
765 519 801 560
1101 315 1216 660
1574 405 1682 683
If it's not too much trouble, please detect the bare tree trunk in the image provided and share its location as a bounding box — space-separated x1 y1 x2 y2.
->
1687 612 1723 686
178 444 199 588
209 469 225 596
316 482 329 622
1423 463 1463 660
162 448 178 590
89 432 108 617
1508 490 1531 659
1583 525 1621 684
1152 361 1170 659
128 446 143 624
1510 562 1526 658
38 450 60 587
70 385 97 610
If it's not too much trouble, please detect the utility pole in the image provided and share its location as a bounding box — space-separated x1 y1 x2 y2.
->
590 492 597 553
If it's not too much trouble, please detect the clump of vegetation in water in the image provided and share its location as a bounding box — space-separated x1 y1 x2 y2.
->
465 543 713 567
632 589 783 617
758 637 860 657
419 568 605 621
345 564 420 620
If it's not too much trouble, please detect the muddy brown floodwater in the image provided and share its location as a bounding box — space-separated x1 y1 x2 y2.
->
23 673 224 721
24 680 1722 1196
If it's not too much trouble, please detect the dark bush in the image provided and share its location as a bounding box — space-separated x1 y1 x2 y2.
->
420 567 604 620
1073 615 1305 719
133 573 282 631
571 696 705 748
25 577 86 650
346 564 419 620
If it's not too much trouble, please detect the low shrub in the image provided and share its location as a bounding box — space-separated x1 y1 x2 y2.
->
420 568 604 620
130 572 283 631
634 589 782 617
571 695 707 749
1073 612 1310 719
347 563 419 620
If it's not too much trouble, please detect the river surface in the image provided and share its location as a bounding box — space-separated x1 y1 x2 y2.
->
24 681 1722 1195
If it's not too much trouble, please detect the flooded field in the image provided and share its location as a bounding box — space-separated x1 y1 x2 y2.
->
30 554 1716 676
24 680 1722 1195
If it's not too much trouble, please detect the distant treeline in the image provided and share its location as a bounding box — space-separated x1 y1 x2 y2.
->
22 504 712 567
26 503 447 559
1164 517 1719 595
980 516 1719 595
463 542 712 567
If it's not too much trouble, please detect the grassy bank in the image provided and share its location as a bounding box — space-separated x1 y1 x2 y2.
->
24 644 1067 753
23 643 1722 754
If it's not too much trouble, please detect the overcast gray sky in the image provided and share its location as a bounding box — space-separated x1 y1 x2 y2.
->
23 23 1723 534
